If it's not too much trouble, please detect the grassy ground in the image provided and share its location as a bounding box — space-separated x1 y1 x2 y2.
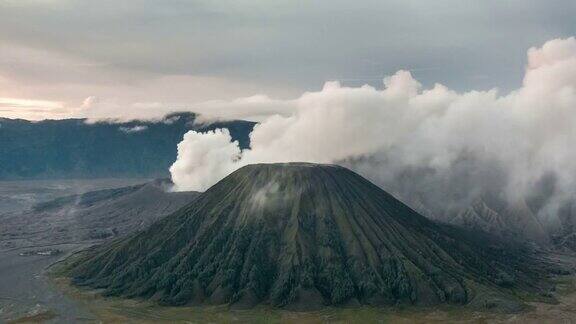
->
6 310 57 324
45 275 576 324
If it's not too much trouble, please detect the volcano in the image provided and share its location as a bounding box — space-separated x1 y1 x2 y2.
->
63 163 546 310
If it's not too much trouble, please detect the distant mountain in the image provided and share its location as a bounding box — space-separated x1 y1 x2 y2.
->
0 113 254 179
549 202 576 251
448 194 550 246
63 163 551 311
0 179 199 250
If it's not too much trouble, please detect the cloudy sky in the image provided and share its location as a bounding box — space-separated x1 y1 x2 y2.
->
0 0 574 120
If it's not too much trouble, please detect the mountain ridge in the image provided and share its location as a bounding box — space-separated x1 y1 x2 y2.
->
448 195 550 246
0 112 254 180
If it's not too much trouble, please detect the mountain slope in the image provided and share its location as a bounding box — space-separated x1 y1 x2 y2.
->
0 112 254 179
63 163 549 310
449 195 550 246
0 180 199 249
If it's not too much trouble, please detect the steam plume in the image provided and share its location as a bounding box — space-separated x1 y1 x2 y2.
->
170 37 576 221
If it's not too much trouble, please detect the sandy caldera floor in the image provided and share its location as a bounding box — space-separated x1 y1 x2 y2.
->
0 244 96 323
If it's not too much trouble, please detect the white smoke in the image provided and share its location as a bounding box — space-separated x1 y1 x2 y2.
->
170 129 241 192
170 37 576 221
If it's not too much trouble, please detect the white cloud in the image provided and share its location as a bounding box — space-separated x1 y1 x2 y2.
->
118 125 148 133
0 97 63 109
0 96 66 120
0 42 292 121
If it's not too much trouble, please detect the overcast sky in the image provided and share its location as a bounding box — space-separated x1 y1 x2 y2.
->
0 0 574 120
